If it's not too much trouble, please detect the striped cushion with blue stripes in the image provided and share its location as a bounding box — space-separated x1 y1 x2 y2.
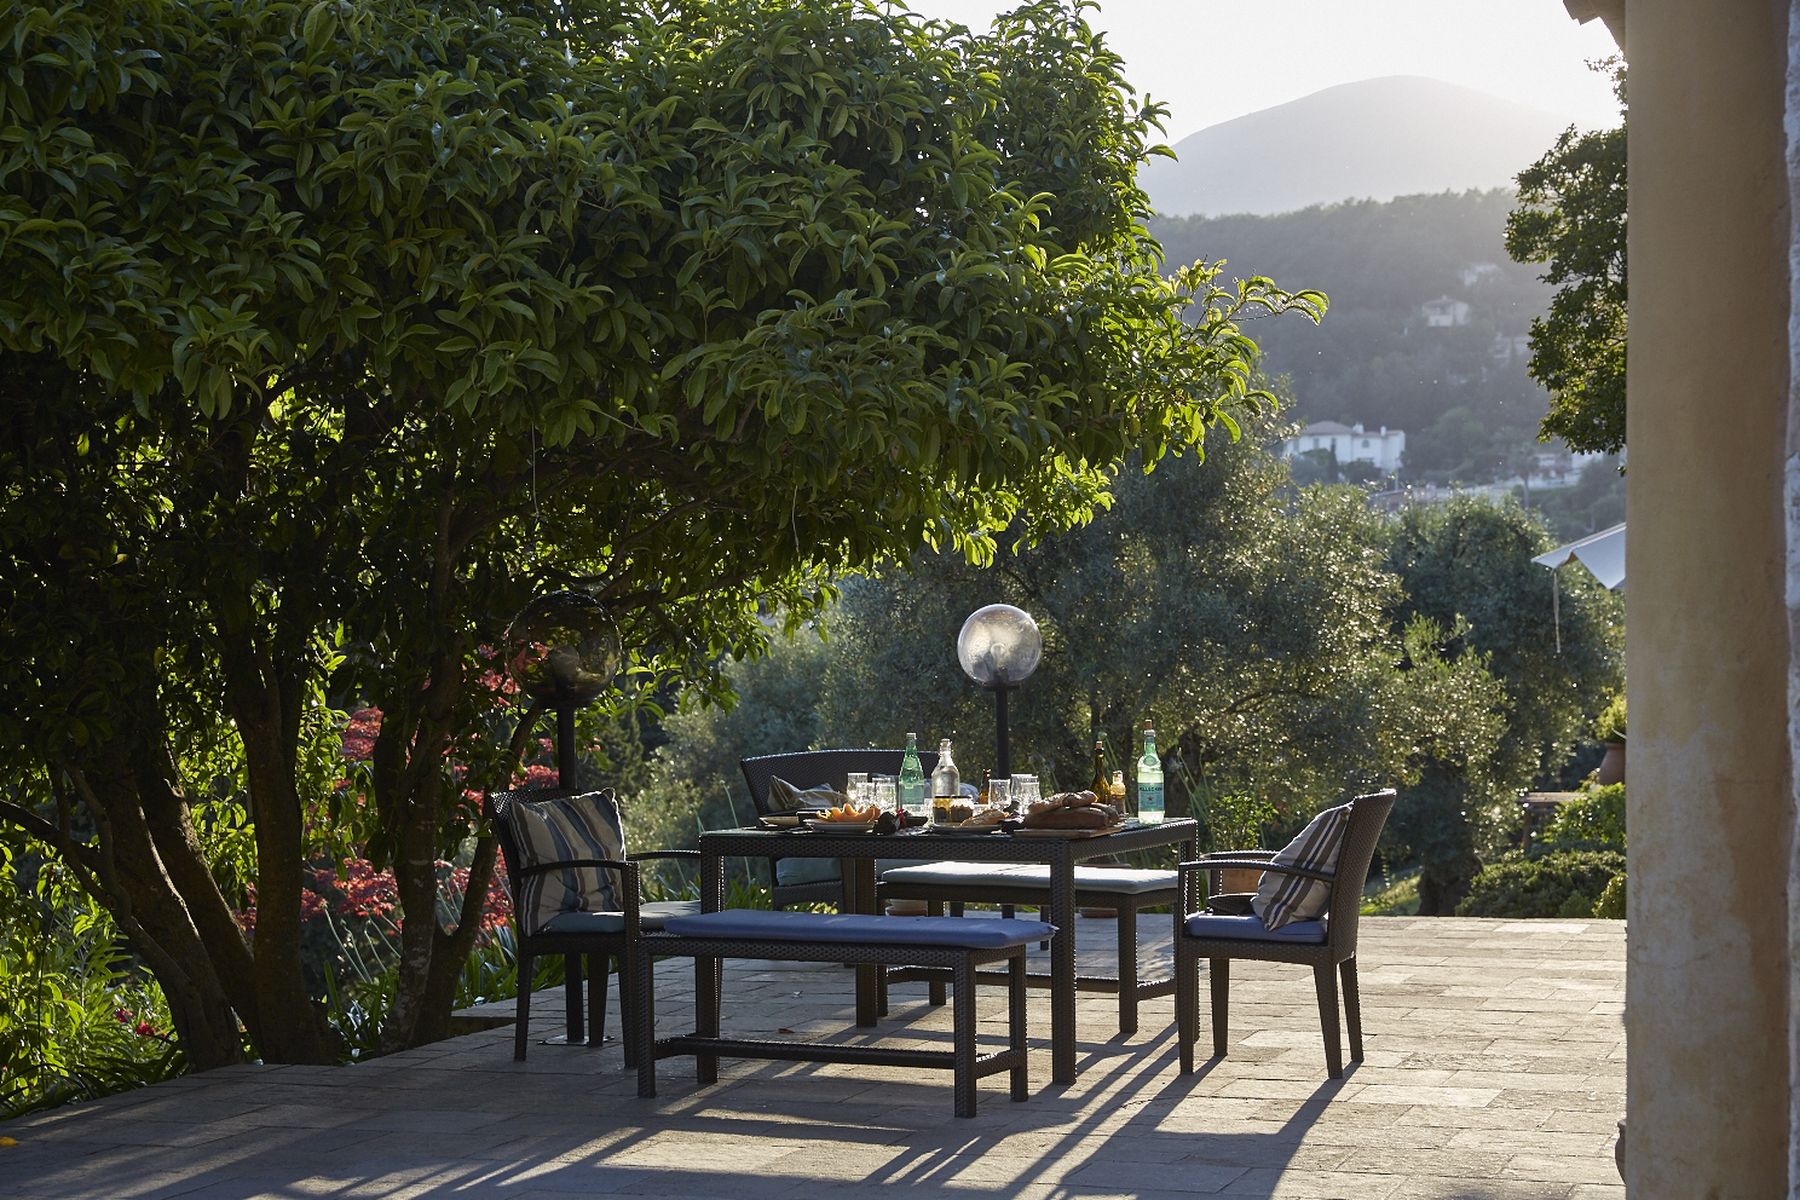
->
511 790 629 938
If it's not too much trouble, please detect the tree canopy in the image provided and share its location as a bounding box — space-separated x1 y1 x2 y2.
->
0 0 1320 1068
1505 60 1627 455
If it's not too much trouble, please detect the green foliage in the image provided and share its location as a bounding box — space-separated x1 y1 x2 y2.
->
0 0 1321 1065
627 629 831 854
1387 497 1622 784
1592 871 1626 919
1381 496 1619 911
1455 849 1627 919
1362 868 1421 917
1544 783 1626 851
0 848 185 1117
1593 691 1627 743
1197 790 1278 854
1505 60 1628 454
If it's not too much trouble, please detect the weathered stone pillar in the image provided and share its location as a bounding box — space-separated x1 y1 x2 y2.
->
1628 0 1792 1194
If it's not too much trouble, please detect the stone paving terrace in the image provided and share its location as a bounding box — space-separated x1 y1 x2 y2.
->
1 917 1625 1200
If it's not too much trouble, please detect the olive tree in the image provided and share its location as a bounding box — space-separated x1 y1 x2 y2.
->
0 0 1319 1067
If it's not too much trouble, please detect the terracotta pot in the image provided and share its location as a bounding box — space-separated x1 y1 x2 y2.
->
1597 740 1626 786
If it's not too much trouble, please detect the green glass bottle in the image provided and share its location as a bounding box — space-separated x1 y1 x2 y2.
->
898 732 927 813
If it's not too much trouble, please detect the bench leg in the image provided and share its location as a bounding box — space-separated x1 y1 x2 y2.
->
952 956 977 1118
926 903 947 1007
515 952 534 1062
1116 904 1139 1036
697 954 720 1085
564 953 584 1043
634 946 657 1100
1009 952 1028 1102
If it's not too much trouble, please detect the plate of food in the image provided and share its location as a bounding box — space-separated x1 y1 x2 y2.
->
804 803 882 833
924 807 1011 834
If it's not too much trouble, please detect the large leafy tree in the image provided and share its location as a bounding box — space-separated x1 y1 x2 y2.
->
1506 60 1628 454
0 0 1319 1068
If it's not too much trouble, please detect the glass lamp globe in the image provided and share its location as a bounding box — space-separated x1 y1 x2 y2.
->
503 591 621 707
956 604 1043 689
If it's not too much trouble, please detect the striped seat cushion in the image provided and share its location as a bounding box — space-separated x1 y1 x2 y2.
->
510 790 629 937
1251 802 1350 930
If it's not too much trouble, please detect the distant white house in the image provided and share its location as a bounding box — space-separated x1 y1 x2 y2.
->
1459 262 1503 287
1422 296 1472 327
1491 332 1531 360
1280 421 1407 474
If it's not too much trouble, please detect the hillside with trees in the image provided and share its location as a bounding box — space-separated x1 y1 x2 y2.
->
1151 190 1566 483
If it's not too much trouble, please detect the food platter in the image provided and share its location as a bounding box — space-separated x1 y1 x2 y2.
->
803 818 879 833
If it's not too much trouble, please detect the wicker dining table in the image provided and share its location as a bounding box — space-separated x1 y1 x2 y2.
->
695 817 1199 1085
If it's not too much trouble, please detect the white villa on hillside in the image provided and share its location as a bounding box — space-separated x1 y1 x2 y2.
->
1279 421 1406 474
1421 296 1471 327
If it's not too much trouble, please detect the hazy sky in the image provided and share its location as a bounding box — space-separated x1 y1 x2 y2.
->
902 1 1622 143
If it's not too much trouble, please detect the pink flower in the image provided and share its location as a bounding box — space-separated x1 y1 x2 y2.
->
340 707 383 762
114 1008 132 1023
134 1022 156 1037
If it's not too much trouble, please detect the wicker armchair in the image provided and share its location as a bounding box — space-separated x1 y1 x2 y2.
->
486 787 699 1063
1174 789 1396 1078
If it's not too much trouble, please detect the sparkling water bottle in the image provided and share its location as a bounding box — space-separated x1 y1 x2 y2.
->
1137 721 1165 824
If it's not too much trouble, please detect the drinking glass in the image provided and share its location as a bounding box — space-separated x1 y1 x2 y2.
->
870 778 897 814
1013 775 1040 809
987 777 1011 812
845 772 870 807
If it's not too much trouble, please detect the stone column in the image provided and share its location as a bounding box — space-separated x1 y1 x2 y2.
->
1629 0 1792 1194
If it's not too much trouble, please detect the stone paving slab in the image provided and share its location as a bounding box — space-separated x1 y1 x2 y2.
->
0 917 1625 1199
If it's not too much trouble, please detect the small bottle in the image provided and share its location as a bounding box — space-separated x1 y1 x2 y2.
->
977 769 992 806
1110 769 1127 814
931 738 960 823
1090 739 1108 800
898 733 927 812
1137 721 1165 824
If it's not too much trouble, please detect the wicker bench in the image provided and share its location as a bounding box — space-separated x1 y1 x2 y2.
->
634 909 1051 1117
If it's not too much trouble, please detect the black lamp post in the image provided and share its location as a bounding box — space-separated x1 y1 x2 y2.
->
956 604 1043 779
503 591 621 790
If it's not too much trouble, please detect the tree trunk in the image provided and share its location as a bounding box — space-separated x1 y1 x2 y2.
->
78 764 249 1071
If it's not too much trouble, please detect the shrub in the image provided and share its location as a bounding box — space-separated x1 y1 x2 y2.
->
1455 849 1628 918
1594 691 1627 742
1543 783 1626 850
1593 871 1627 919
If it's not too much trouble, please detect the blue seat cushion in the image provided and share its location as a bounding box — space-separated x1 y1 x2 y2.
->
774 856 930 888
662 908 1055 949
540 901 701 935
1183 912 1327 943
881 862 1175 895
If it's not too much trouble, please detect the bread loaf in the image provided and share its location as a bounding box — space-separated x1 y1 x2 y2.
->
1021 805 1112 830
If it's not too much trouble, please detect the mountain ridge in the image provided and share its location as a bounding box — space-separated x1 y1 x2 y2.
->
1141 76 1580 218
